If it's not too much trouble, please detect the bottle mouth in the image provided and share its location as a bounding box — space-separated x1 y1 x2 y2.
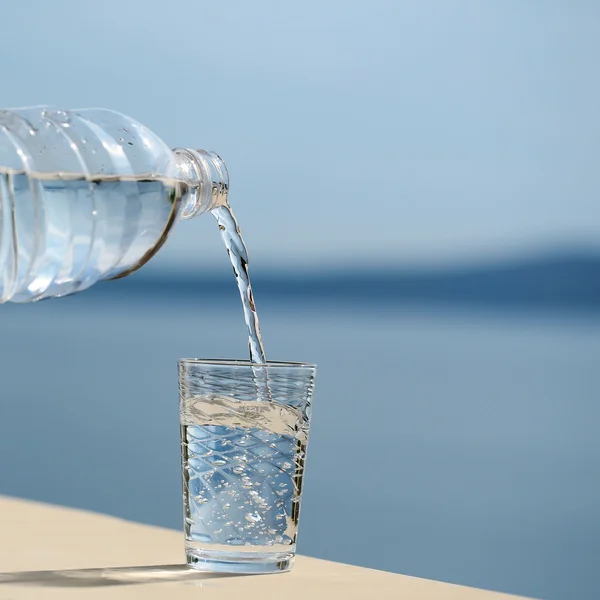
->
173 148 229 219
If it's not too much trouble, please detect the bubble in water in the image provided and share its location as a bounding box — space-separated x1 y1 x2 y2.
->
232 466 245 474
281 535 293 545
282 462 292 470
212 458 227 467
249 492 267 508
223 503 231 509
268 528 278 535
225 537 245 546
194 496 208 505
245 513 262 523
213 529 223 535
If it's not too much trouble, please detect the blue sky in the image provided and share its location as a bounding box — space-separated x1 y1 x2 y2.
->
2 0 599 271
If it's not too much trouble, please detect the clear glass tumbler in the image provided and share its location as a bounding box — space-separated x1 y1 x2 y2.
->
179 359 317 573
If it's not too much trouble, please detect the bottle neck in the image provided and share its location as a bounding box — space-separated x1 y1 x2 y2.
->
173 148 229 219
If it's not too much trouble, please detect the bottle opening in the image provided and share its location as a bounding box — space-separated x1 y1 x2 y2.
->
174 148 229 219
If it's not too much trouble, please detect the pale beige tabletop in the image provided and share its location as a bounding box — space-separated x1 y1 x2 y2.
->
0 495 529 599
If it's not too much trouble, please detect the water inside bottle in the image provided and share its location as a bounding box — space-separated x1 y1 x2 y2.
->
0 169 178 301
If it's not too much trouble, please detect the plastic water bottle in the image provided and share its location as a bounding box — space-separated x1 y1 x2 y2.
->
0 106 228 303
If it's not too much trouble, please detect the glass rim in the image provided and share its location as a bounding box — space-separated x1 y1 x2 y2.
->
178 358 316 369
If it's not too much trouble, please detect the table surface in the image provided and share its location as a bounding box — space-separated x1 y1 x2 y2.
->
0 495 530 599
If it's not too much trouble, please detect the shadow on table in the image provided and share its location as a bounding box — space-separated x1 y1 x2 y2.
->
0 564 242 587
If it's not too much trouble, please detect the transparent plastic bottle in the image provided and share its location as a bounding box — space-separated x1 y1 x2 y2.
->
0 106 228 303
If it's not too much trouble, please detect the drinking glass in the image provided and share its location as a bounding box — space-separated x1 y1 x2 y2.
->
179 359 317 573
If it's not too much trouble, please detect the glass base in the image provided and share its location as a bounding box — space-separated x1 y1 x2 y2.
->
186 548 295 574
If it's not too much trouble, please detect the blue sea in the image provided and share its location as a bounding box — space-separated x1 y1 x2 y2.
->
0 284 598 600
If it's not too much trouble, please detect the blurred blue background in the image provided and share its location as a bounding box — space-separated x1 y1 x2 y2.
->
1 2 599 599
